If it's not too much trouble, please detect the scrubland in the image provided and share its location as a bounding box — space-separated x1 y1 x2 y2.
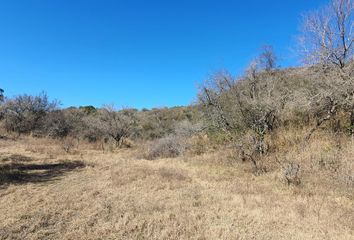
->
1 58 354 240
1 0 353 238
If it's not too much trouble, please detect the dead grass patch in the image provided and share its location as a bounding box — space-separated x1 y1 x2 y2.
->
0 137 353 239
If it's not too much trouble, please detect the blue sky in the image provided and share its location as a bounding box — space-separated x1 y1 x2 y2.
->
0 0 326 109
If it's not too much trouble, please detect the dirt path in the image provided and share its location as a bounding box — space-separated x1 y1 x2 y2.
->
0 144 353 239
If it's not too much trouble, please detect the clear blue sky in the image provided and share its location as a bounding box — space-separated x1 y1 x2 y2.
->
0 0 326 109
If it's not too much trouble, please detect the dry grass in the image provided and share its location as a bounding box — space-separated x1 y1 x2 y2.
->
0 136 353 240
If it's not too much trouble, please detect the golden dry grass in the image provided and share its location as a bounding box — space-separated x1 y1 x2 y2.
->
0 136 353 240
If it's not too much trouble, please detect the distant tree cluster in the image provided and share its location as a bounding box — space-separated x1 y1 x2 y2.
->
0 89 200 151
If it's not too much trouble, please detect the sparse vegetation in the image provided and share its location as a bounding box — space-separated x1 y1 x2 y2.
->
0 0 353 239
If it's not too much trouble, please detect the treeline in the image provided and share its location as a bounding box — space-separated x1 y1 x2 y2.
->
0 94 201 145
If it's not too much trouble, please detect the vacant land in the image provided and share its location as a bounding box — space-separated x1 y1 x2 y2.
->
0 138 353 240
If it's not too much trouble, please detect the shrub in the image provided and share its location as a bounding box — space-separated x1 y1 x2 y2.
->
42 110 71 138
283 162 301 186
79 105 97 115
1 93 58 134
85 105 137 147
173 120 204 138
61 137 77 154
146 135 186 160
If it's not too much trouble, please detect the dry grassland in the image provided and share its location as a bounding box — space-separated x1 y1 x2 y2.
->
0 136 353 240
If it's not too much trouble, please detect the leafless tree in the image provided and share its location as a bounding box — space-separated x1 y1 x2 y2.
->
199 66 284 173
259 45 278 71
198 70 238 138
1 93 58 134
43 110 71 138
90 105 137 147
299 0 354 68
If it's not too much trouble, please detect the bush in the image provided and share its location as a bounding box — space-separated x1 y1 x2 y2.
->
146 135 186 160
42 110 71 138
133 106 201 140
283 162 301 186
1 93 58 134
173 120 204 138
86 105 137 147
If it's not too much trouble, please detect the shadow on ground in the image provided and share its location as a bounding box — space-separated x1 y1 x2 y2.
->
0 154 85 187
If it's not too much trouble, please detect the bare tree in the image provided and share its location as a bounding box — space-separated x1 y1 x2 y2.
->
90 105 137 147
259 45 278 71
198 70 237 137
299 0 354 68
43 110 72 138
199 67 283 173
1 93 58 134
